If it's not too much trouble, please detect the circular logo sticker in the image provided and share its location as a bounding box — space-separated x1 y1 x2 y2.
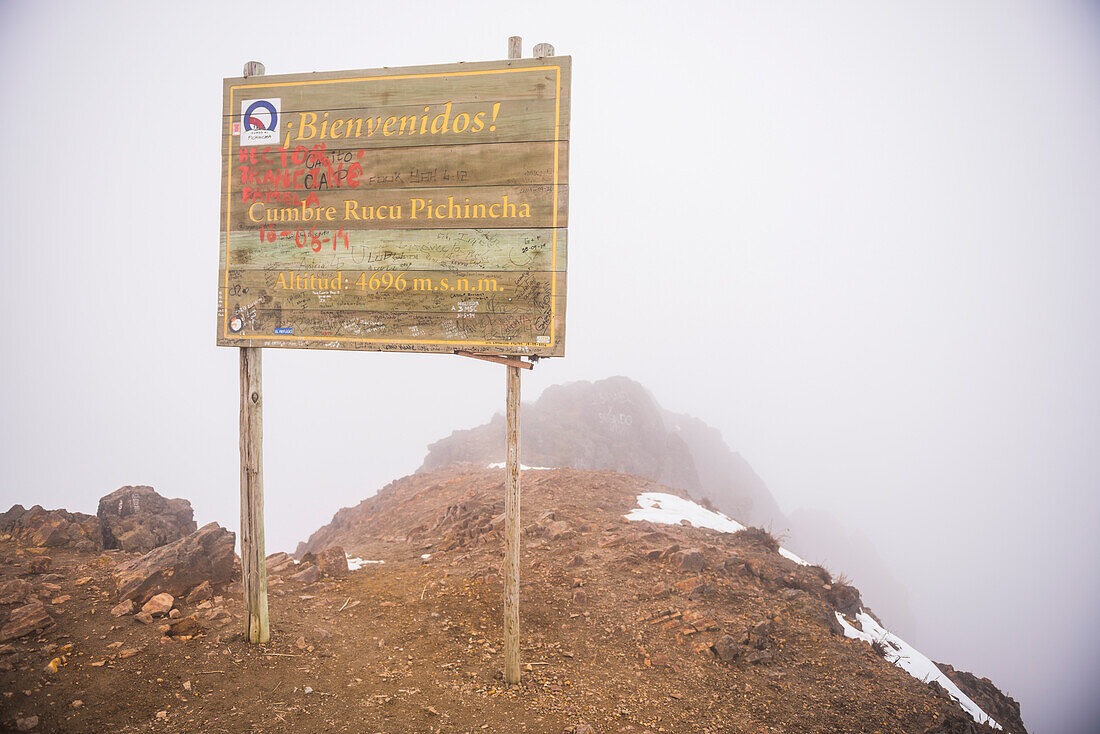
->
244 100 278 131
229 316 244 333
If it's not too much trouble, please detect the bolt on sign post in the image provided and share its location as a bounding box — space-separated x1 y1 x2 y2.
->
218 41 570 681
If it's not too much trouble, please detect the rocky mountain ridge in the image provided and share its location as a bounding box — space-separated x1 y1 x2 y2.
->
0 467 1028 732
420 375 924 643
420 376 787 529
299 464 1027 733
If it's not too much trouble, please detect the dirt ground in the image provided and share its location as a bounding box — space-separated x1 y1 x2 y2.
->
0 468 995 733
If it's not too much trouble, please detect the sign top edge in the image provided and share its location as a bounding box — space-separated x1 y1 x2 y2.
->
223 56 572 86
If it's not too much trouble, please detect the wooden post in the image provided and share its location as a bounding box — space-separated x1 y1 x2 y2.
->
239 347 269 643
504 363 521 684
502 35 524 686
239 59 269 645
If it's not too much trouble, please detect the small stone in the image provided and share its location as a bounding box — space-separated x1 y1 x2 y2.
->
290 565 320 584
155 710 168 720
51 595 71 605
295 636 307 650
167 615 204 638
134 611 154 625
303 686 313 695
110 600 134 617
185 581 213 604
671 549 705 573
568 554 584 567
74 577 92 586
650 582 670 599
674 577 708 598
118 648 139 658
27 556 51 574
0 579 32 605
182 681 191 691
168 609 181 619
15 715 38 731
141 593 174 617
712 635 741 663
546 521 574 540
70 699 83 708
571 589 587 605
0 602 52 642
745 649 774 664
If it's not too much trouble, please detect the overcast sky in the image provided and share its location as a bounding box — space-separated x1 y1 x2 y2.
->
2 2 1097 732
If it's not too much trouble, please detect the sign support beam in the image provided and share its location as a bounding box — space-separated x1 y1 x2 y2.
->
501 35 525 686
503 360 522 683
239 61 270 646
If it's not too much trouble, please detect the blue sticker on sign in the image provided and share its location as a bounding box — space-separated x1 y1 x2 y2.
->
274 327 292 335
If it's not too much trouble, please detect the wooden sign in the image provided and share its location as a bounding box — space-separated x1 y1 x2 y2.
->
217 57 571 356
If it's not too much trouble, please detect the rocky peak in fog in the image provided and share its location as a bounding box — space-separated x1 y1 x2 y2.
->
419 376 788 529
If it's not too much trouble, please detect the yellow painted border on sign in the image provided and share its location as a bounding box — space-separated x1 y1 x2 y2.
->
222 64 565 350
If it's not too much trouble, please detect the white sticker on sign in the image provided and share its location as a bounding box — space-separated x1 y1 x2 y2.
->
240 99 281 146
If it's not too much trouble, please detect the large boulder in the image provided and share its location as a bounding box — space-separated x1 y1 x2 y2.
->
0 504 99 549
97 486 197 553
114 523 235 605
315 547 349 577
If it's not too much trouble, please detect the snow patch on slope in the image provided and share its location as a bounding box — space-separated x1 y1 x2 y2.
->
625 492 745 533
625 492 808 566
345 555 384 571
777 546 810 566
835 610 1000 729
624 492 998 729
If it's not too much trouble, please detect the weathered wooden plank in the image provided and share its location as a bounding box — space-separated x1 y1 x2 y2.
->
223 56 571 114
222 228 566 272
216 307 565 353
223 98 568 149
226 183 568 231
221 269 563 317
223 141 569 194
219 337 563 357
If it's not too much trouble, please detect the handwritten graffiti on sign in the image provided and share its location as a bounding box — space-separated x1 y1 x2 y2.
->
217 57 571 357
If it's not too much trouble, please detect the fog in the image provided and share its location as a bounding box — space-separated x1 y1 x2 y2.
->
2 1 1098 732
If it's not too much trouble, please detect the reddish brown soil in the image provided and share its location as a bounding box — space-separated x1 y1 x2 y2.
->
0 467 995 733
